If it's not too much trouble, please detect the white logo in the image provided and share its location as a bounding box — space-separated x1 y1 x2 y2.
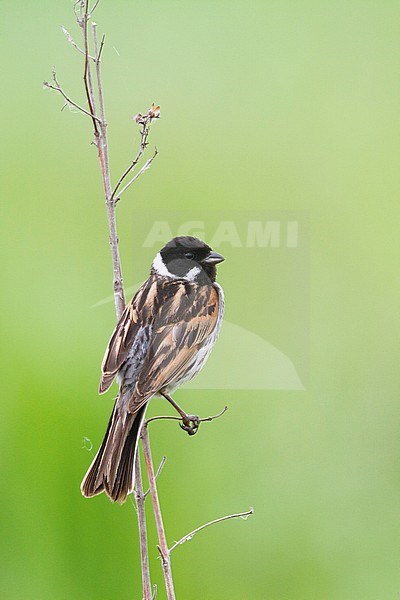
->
142 220 299 248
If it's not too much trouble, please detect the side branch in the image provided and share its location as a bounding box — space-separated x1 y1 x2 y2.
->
145 405 228 426
112 108 160 202
62 25 96 60
44 70 101 122
115 148 158 202
169 508 254 553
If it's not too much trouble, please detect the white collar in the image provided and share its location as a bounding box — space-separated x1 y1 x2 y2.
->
152 252 201 282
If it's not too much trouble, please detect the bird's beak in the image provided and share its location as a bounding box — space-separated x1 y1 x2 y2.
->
201 251 225 265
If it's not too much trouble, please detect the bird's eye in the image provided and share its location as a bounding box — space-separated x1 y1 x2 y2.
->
185 252 195 260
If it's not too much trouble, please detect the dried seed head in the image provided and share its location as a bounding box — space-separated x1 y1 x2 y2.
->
133 112 146 124
148 103 161 119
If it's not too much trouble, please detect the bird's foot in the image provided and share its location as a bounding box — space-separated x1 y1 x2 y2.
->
180 414 200 436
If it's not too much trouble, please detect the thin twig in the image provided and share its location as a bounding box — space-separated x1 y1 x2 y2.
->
112 159 137 201
97 33 106 61
91 0 101 14
92 23 106 131
141 426 176 600
111 118 154 201
135 456 152 600
143 456 167 499
61 25 96 60
146 405 228 426
169 508 254 553
81 1 100 136
43 71 101 122
115 148 158 201
83 32 98 135
73 0 83 23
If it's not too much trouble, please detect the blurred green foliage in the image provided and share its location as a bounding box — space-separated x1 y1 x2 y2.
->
1 1 399 598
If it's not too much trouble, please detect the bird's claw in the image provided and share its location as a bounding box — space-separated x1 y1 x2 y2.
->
179 414 200 436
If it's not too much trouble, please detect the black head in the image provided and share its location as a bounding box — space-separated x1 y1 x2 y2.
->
152 236 224 282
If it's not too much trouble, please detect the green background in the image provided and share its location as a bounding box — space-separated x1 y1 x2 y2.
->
1 1 399 598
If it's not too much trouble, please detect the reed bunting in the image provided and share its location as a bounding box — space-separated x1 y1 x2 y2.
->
81 236 225 503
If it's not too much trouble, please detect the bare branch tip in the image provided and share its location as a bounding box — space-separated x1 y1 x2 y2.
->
156 544 166 562
91 0 101 14
240 507 255 520
97 33 106 60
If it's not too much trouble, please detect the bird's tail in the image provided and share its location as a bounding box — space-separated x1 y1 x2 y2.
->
81 397 147 503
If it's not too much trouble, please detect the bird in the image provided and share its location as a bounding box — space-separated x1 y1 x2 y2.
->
81 236 225 503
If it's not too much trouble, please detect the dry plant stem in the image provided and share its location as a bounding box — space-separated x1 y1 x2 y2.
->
169 508 254 553
135 456 152 600
75 0 124 318
141 425 176 600
78 3 148 595
90 21 125 318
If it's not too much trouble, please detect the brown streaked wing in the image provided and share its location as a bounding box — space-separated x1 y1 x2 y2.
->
128 285 219 411
98 278 157 394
